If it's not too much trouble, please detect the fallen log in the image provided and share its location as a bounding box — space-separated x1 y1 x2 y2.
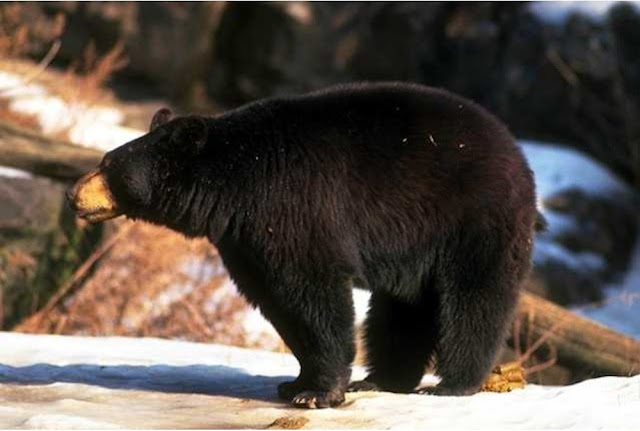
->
0 121 102 181
512 292 640 381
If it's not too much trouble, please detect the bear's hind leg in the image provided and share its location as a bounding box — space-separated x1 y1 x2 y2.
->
428 241 524 396
349 288 438 393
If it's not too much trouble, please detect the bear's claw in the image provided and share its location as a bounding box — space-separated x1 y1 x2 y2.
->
278 381 345 408
292 390 344 409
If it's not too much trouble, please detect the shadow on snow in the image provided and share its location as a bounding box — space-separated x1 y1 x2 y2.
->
0 362 293 402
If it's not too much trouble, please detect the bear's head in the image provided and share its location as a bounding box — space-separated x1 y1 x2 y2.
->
67 108 209 226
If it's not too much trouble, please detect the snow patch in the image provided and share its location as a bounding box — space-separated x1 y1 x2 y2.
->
578 232 640 338
0 69 144 152
352 288 370 324
533 241 607 273
181 256 227 281
520 140 635 201
21 414 121 430
0 71 47 98
0 166 32 179
242 307 282 349
528 1 639 24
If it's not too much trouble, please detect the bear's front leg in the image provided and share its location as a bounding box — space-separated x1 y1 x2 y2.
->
259 279 356 408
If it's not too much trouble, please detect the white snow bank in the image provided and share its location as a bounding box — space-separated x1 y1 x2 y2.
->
520 140 635 201
0 332 637 429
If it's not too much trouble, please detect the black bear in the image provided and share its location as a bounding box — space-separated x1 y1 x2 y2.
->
68 82 538 408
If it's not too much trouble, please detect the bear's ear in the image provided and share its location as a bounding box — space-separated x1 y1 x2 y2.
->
149 108 173 132
170 118 208 153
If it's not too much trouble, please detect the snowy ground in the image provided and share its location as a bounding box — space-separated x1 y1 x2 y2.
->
0 332 638 430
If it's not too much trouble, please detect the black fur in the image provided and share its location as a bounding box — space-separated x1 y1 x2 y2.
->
96 82 538 407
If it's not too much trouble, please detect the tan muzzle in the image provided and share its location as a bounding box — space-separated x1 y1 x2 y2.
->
67 169 122 223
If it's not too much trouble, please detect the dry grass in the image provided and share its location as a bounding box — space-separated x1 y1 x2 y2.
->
512 311 559 381
61 40 129 105
0 56 119 109
16 221 284 351
0 4 65 59
0 3 125 108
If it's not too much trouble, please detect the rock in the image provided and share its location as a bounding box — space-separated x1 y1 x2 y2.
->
0 174 102 329
543 188 637 270
0 175 61 236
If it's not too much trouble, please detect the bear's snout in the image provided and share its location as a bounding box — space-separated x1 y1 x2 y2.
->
67 168 122 223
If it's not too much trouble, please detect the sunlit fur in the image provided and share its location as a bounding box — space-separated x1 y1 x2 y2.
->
69 169 121 222
77 82 538 407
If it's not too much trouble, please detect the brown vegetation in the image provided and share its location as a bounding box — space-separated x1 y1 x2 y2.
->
0 4 65 58
16 221 284 351
61 40 128 105
0 3 125 110
0 101 39 130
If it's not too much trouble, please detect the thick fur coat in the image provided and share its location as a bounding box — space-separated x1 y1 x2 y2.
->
69 82 538 408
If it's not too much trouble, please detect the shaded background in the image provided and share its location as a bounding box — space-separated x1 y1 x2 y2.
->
16 1 637 187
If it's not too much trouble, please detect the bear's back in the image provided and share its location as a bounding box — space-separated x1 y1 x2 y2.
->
273 82 534 217
209 83 536 260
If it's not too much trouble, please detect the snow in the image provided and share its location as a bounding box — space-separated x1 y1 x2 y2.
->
578 235 640 338
521 141 640 340
0 70 143 156
520 140 636 201
0 166 32 179
8 94 143 152
0 332 638 429
0 71 47 98
528 1 640 24
242 307 282 349
352 288 370 324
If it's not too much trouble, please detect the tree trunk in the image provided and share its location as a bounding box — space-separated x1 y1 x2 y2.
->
0 121 102 181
